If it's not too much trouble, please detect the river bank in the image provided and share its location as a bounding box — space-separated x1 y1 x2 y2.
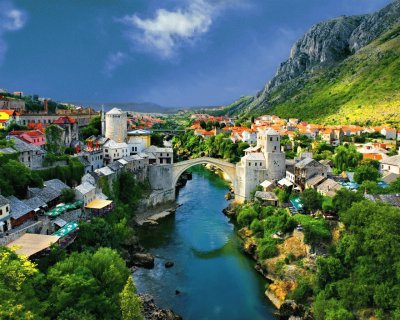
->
222 202 318 320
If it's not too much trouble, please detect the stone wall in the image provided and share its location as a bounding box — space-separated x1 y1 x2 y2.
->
0 221 42 246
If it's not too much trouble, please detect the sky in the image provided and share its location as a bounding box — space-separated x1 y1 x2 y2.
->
0 0 393 108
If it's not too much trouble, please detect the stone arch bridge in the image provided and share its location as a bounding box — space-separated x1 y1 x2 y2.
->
147 157 237 204
172 157 237 188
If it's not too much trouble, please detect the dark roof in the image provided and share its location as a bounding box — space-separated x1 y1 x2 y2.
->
0 195 10 207
10 136 40 152
29 186 61 203
7 196 33 219
44 179 70 192
108 161 124 172
364 194 400 207
23 196 47 210
295 157 325 169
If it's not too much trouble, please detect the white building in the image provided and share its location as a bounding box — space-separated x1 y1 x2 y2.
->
143 146 173 165
127 129 151 155
75 182 96 206
103 140 129 163
105 108 127 143
0 195 12 233
380 155 400 175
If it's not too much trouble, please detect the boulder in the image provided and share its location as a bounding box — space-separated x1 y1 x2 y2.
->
131 253 155 269
140 294 182 320
165 261 174 268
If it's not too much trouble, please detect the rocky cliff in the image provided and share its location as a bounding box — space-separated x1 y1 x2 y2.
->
227 0 400 124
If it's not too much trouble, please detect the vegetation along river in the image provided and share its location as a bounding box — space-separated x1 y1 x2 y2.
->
134 165 276 319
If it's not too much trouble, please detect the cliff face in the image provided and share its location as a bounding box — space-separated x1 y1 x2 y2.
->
230 0 400 122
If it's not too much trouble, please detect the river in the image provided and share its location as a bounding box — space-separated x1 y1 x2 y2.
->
134 165 276 320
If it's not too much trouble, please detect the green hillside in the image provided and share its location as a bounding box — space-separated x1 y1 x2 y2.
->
234 24 400 126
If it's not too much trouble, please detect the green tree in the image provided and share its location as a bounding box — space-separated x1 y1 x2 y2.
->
61 188 75 203
332 189 363 213
333 145 361 171
120 277 143 320
353 165 380 184
300 188 323 213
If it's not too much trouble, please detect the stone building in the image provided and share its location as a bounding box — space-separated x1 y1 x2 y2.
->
105 108 127 143
235 127 286 202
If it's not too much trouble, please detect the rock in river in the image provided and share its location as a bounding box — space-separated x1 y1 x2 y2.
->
140 294 182 320
131 253 155 269
165 261 174 268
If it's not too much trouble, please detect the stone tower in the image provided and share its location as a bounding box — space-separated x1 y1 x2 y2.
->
105 108 127 143
259 128 286 181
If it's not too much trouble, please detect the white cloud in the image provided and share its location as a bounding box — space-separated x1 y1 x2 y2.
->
122 0 215 58
0 2 27 65
103 51 128 76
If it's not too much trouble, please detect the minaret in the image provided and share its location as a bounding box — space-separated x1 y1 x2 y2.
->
101 105 105 137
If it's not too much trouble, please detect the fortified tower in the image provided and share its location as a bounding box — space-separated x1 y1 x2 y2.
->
105 108 127 143
260 128 286 181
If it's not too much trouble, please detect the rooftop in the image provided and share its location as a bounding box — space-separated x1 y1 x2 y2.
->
6 233 60 257
7 195 33 219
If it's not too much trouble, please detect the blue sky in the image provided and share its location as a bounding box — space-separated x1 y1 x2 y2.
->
0 0 393 107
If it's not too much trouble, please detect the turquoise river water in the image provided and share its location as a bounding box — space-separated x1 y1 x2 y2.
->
134 166 276 319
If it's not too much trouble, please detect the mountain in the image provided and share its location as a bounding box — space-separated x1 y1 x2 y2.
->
225 0 400 126
75 102 221 114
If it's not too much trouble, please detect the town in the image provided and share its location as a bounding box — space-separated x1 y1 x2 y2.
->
1 89 400 319
1 89 399 251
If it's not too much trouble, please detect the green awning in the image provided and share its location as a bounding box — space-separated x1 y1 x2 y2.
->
44 207 65 217
290 197 304 211
52 222 78 238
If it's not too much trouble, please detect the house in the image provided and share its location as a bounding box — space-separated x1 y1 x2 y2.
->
254 191 278 206
260 180 274 192
75 182 96 206
103 140 130 163
127 129 151 154
0 109 19 129
28 179 70 208
380 128 397 140
364 193 400 207
305 175 326 189
0 195 12 233
9 130 46 147
23 196 48 215
143 146 173 165
10 136 45 169
52 116 79 146
316 179 341 197
294 158 328 189
7 195 36 228
380 155 400 175
76 149 103 173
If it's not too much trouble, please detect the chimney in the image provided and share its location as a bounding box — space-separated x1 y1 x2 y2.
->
44 99 48 114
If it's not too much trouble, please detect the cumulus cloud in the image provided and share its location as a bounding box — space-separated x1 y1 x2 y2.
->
0 2 27 65
103 51 128 76
122 0 215 58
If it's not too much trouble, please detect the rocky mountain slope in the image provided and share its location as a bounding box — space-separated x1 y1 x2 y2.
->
225 0 400 125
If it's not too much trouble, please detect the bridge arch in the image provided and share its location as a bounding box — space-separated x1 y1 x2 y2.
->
172 157 237 191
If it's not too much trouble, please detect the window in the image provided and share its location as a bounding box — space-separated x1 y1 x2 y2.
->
274 146 277 151
260 162 262 166
255 162 257 166
270 137 272 141
248 163 251 166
